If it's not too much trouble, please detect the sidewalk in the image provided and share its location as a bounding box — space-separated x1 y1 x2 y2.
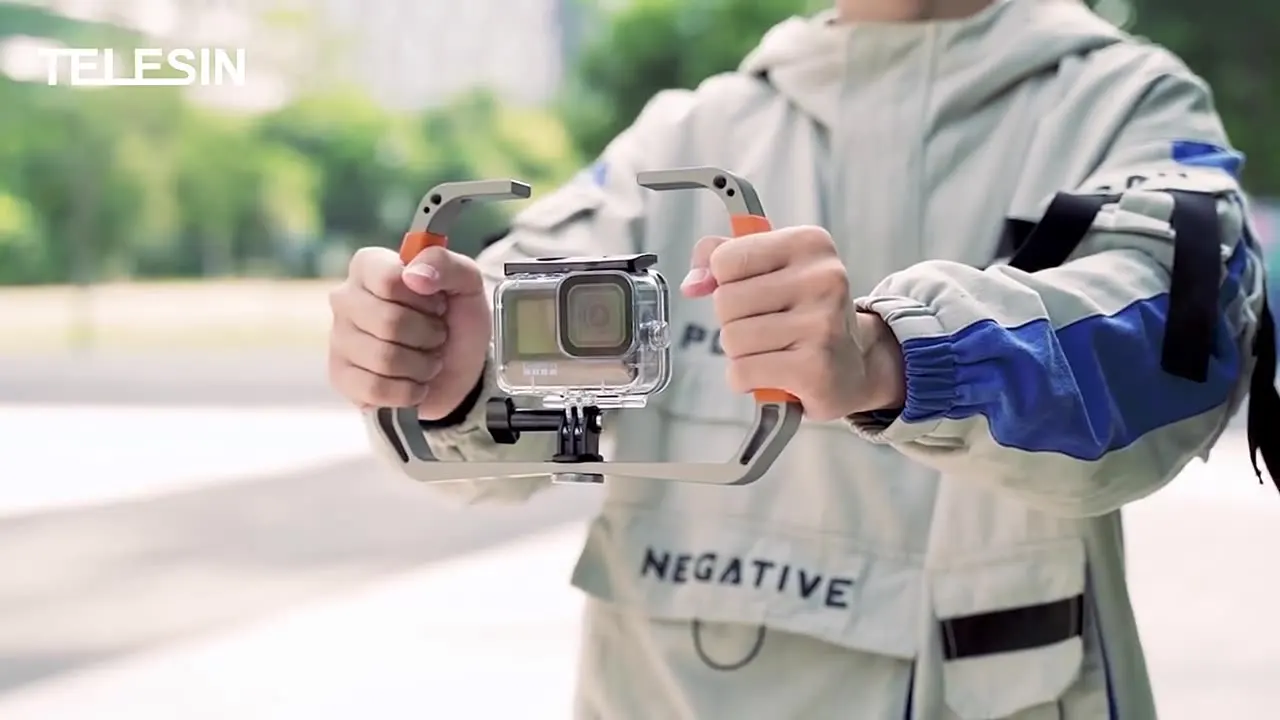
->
0 405 368 517
0 523 590 720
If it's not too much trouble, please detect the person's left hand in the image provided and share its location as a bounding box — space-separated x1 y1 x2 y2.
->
681 226 905 421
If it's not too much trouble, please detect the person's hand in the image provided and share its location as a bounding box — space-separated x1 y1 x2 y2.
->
681 226 904 421
328 245 491 419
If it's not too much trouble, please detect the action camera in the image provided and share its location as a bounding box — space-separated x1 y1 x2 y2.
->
492 253 672 408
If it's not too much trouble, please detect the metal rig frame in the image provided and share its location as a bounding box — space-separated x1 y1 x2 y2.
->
364 167 803 485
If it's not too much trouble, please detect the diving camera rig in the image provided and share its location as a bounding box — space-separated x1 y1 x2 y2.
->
365 167 803 485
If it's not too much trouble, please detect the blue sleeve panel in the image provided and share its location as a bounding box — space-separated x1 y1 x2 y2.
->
898 240 1248 461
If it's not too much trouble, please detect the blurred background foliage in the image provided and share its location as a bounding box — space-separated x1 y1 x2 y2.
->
0 0 1276 287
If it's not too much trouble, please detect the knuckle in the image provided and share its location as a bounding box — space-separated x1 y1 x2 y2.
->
370 303 412 341
348 246 381 273
421 293 447 316
371 339 409 373
811 263 849 296
692 235 721 265
710 285 736 321
364 266 403 299
426 315 450 347
709 243 747 280
419 353 445 380
350 246 395 283
417 245 450 268
796 225 835 253
327 285 349 317
707 245 730 279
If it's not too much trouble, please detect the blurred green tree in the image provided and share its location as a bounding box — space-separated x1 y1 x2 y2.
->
404 89 583 256
560 0 820 160
258 87 403 249
1119 0 1280 193
1 81 147 285
257 87 580 259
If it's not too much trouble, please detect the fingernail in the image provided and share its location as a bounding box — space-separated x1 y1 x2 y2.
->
682 268 710 287
405 264 438 280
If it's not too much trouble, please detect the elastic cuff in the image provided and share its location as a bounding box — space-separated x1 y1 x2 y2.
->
846 296 956 443
897 338 958 422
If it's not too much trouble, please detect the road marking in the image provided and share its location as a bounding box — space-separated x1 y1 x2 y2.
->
0 523 589 720
0 405 369 517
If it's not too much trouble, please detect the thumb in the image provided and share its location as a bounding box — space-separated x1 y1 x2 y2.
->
682 235 730 298
402 246 484 297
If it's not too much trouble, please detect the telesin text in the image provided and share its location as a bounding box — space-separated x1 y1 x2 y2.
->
38 48 246 87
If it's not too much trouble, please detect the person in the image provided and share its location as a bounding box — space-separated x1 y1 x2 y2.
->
327 0 1278 717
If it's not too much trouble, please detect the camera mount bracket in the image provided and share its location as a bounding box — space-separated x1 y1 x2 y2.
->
365 168 804 486
485 396 603 462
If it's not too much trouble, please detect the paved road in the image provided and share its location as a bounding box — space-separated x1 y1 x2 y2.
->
0 457 600 693
0 351 602 696
0 350 339 406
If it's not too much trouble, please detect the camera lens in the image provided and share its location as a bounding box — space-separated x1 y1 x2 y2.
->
568 284 625 346
557 273 634 357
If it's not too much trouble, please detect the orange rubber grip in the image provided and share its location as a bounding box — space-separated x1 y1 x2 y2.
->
730 213 772 237
727 214 800 406
399 231 448 265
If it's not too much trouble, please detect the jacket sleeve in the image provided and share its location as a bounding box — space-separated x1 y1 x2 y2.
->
846 65 1268 518
412 89 696 505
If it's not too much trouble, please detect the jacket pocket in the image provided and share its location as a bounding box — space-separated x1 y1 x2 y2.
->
932 538 1087 719
572 510 924 662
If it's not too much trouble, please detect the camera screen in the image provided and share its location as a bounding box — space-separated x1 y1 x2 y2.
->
564 283 628 349
511 294 559 357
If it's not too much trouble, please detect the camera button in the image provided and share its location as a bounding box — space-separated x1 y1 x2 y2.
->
643 320 671 349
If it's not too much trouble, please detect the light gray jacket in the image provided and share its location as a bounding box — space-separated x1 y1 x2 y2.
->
404 1 1266 717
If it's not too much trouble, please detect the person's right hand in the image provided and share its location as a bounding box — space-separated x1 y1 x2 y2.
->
328 245 491 420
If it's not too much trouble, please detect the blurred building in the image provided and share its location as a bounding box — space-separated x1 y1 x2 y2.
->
2 0 588 110
314 0 586 110
0 0 289 110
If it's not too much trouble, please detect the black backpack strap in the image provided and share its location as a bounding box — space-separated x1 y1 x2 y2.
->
1161 192 1222 382
1007 190 1217 382
996 218 1037 259
1001 189 1279 491
1247 283 1280 491
1005 192 1118 272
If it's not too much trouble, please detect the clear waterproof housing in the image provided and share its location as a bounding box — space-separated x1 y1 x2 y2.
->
492 254 672 408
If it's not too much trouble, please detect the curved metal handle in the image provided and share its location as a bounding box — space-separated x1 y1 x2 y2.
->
398 179 531 263
636 166 801 406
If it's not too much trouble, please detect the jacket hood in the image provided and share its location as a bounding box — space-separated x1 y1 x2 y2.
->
738 0 1127 127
